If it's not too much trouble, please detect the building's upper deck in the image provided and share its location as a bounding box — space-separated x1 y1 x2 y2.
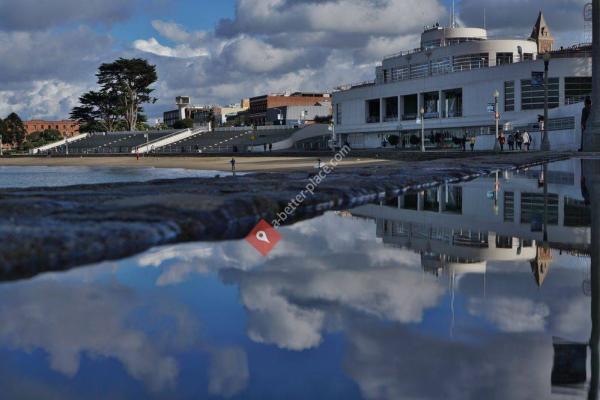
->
376 26 540 85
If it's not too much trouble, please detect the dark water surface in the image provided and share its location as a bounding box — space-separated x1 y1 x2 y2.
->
0 158 598 399
0 166 230 188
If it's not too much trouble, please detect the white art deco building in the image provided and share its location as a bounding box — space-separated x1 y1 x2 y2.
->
332 12 591 150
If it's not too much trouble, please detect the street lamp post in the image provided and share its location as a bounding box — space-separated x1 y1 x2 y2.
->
493 90 500 151
541 52 551 151
420 107 426 152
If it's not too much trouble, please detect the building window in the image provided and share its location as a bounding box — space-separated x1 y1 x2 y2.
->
504 81 515 112
383 97 398 121
336 104 342 125
391 66 409 82
565 77 592 105
504 192 515 221
445 186 462 214
452 53 489 71
496 52 513 66
410 63 429 79
365 99 381 124
431 58 451 75
564 197 591 227
443 88 463 118
422 39 442 49
383 69 390 83
521 78 559 110
496 236 513 249
521 193 559 224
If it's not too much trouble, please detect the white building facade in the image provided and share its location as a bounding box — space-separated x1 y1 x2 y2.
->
332 17 592 150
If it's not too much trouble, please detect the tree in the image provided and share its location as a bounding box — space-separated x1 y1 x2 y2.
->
387 135 400 147
70 90 121 132
97 58 157 131
4 113 26 149
173 118 194 129
25 129 62 150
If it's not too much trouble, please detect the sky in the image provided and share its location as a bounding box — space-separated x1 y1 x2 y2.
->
0 0 591 122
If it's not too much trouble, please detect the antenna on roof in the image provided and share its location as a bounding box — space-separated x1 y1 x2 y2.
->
451 0 456 28
484 8 486 29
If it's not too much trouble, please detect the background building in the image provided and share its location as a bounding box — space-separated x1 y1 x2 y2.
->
248 92 331 126
163 96 215 128
265 104 332 126
24 120 80 137
214 101 249 125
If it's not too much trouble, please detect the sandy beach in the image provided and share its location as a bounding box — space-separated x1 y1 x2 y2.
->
0 156 387 172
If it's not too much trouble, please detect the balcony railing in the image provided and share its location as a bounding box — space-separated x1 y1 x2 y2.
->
383 116 399 122
366 116 381 124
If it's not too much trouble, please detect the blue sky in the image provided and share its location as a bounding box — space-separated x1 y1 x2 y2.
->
0 0 588 121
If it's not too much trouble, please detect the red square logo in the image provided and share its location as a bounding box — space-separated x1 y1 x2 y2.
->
245 219 282 256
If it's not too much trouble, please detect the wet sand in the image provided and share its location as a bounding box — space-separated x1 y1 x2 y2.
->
0 156 387 172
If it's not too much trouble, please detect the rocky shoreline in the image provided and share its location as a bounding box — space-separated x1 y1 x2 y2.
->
0 152 572 281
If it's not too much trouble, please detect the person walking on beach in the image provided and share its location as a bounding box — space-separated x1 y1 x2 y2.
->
581 96 592 151
230 158 236 175
522 131 531 151
508 133 515 151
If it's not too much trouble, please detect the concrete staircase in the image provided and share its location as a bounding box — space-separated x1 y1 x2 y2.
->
132 127 208 154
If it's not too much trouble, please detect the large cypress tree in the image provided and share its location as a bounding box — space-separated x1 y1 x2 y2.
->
97 58 157 131
71 58 158 132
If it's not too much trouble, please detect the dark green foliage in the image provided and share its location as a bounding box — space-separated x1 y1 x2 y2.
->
173 118 194 129
71 58 157 132
3 113 26 149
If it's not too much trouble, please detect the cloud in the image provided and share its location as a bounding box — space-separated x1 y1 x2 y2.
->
208 347 250 398
216 0 447 37
0 0 588 121
459 0 588 46
0 281 193 392
468 297 550 332
151 20 208 44
133 37 209 58
0 80 88 121
0 0 138 31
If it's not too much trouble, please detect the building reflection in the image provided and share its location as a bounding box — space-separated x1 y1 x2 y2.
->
352 158 599 399
352 159 591 285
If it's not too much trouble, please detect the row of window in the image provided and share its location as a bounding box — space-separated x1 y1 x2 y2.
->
382 51 534 84
504 77 592 111
504 192 590 227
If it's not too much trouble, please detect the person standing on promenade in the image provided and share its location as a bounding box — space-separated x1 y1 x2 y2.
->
269 143 273 152
522 131 531 151
508 133 515 151
515 131 523 150
498 134 506 151
230 158 236 175
469 136 476 151
581 96 592 151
